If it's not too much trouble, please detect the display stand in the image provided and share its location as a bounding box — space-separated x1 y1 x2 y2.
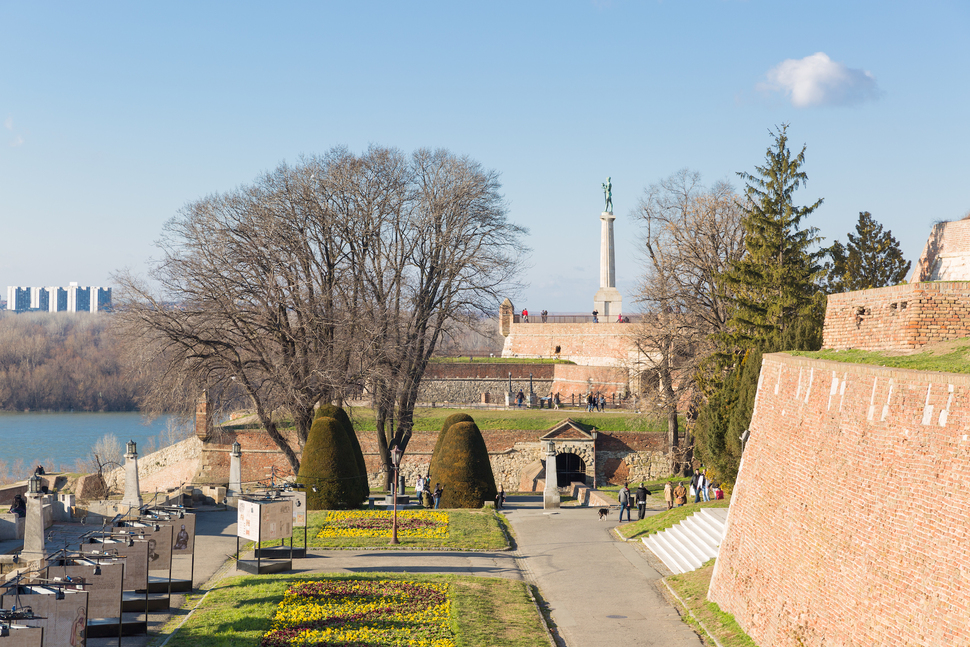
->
141 506 196 593
83 533 159 615
252 491 307 559
236 496 293 574
0 582 88 647
45 554 126 644
114 519 175 597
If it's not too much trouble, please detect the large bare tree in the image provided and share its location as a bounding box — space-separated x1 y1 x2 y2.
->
115 147 527 477
633 170 745 471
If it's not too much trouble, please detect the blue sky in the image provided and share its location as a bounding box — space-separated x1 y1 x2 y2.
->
2 1 968 313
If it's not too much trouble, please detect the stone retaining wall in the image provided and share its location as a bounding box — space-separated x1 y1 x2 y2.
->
822 281 970 351
708 353 970 646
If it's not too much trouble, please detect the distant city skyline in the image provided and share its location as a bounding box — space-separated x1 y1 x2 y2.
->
2 2 968 313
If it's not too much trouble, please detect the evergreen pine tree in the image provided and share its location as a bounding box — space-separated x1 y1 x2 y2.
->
722 124 824 351
824 211 911 293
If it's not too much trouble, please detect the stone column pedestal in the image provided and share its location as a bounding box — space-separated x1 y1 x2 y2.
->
228 446 242 506
22 493 47 571
121 444 143 516
543 441 560 510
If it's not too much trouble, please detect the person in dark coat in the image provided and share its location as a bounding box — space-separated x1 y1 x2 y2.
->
617 483 632 522
8 495 26 518
635 482 650 520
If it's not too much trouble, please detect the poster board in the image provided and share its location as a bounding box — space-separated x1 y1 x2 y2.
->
0 625 43 647
156 513 196 554
50 562 124 620
0 588 87 647
85 539 148 590
237 499 292 541
286 492 307 528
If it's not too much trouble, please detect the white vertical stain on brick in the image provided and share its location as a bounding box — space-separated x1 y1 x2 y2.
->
921 384 934 426
881 379 894 422
839 372 848 412
775 365 782 395
939 384 954 426
868 377 878 421
795 367 803 401
828 372 839 411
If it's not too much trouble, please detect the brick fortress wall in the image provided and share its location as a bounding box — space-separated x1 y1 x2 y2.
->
708 353 970 646
193 425 667 492
911 218 970 282
822 281 970 351
500 321 639 367
419 363 629 401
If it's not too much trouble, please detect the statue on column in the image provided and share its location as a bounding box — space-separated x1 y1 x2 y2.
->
602 176 613 214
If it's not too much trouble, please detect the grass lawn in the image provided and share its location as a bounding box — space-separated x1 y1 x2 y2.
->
663 561 757 647
789 337 970 374
616 500 730 541
254 508 509 551
159 572 549 647
225 406 667 434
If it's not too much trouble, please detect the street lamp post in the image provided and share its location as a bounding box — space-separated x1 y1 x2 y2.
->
389 447 403 546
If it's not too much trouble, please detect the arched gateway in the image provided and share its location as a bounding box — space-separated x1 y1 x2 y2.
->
535 419 597 488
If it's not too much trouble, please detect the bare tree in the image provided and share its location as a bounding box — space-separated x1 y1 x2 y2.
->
114 147 527 477
633 170 745 472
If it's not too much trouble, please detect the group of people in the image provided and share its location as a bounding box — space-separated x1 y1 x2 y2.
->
661 469 723 510
414 474 444 509
520 309 549 323
616 482 652 521
586 392 607 412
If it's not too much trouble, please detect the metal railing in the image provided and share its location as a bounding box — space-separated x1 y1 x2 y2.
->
512 313 640 324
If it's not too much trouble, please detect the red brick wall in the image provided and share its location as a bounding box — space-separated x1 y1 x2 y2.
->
501 322 637 366
708 353 970 646
822 282 970 351
551 364 629 397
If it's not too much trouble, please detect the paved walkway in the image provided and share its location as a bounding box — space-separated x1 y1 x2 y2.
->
504 496 703 647
14 498 702 647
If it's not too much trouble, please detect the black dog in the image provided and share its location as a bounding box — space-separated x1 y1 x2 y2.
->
597 508 610 520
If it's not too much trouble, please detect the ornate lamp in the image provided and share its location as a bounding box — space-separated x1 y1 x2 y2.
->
231 440 242 457
28 473 41 495
389 446 403 546
126 440 137 457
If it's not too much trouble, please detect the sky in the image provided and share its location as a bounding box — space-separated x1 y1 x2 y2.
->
2 1 969 313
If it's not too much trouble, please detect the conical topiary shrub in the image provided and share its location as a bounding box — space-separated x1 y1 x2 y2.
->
315 403 369 503
298 416 361 510
431 420 497 508
429 412 475 483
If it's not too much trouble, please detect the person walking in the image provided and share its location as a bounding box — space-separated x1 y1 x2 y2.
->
433 483 443 509
522 308 529 322
698 471 709 502
517 389 525 407
673 481 688 507
635 482 650 520
495 485 506 510
663 481 674 510
617 483 632 522
416 474 424 495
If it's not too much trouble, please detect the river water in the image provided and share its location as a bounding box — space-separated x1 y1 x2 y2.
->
0 412 182 477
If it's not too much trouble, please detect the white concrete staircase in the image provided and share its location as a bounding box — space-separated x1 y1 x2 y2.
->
642 507 729 574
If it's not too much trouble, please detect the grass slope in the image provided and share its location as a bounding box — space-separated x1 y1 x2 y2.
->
663 561 757 647
617 500 730 541
789 338 970 374
160 573 549 647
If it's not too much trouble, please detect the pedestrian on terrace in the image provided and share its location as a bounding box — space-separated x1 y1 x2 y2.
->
635 482 650 520
663 481 674 510
617 483 632 522
673 482 688 507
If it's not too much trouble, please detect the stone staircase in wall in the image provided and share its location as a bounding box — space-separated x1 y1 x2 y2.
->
642 507 730 574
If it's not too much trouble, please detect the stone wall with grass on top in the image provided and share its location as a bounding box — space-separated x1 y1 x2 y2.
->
822 281 970 351
708 353 970 646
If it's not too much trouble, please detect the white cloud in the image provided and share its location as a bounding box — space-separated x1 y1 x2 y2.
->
10 135 24 147
3 117 12 130
760 52 880 108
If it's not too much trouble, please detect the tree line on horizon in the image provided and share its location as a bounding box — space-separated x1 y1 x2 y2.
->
0 312 152 412
632 124 912 486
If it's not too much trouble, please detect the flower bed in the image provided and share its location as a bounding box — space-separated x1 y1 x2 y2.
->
316 510 449 540
262 579 455 647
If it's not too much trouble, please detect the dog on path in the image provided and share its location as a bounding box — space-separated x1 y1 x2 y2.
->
597 508 610 520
